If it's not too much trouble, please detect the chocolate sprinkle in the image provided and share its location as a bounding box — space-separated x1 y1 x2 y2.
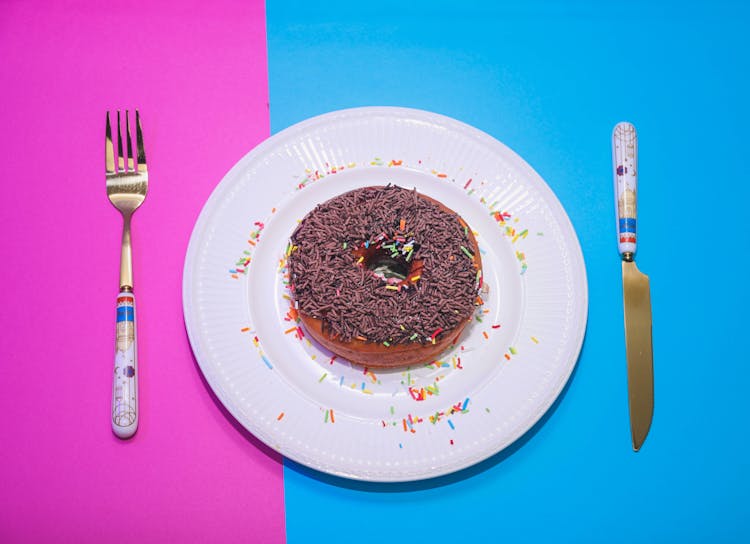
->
288 185 480 345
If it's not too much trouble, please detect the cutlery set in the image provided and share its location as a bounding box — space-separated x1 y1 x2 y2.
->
612 122 654 451
102 112 653 451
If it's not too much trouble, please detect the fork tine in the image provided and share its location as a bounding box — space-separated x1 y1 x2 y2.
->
105 112 115 174
135 110 147 173
116 111 125 172
125 110 134 172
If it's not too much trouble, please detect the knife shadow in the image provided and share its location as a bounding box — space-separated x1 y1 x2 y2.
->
283 357 581 492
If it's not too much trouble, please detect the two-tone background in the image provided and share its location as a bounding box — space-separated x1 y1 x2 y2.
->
2 1 748 542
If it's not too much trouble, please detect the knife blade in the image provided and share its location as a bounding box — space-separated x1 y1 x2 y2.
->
612 122 654 451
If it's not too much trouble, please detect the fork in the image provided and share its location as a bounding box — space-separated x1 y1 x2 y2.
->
105 110 148 439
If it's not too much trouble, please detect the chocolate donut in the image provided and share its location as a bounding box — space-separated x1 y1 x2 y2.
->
287 185 482 368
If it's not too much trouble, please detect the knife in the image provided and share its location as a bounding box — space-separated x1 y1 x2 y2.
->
612 121 654 451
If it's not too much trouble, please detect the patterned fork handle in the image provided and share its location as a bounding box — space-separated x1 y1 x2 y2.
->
113 290 138 438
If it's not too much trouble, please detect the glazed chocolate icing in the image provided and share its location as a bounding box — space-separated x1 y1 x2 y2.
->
288 185 479 345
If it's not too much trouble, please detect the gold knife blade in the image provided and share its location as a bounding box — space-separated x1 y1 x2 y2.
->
613 121 654 451
622 258 653 451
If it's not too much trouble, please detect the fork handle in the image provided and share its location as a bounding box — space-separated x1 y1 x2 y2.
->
112 290 138 438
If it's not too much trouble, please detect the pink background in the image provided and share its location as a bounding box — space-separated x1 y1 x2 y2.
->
0 1 285 542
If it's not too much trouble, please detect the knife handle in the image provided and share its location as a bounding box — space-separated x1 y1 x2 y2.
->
112 290 138 439
612 122 638 257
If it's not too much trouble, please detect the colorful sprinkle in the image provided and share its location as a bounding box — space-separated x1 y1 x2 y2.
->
511 229 529 243
260 355 272 369
409 387 426 401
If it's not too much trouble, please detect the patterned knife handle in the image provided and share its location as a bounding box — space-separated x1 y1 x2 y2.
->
612 122 638 258
112 290 138 438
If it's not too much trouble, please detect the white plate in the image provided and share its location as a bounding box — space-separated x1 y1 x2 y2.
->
183 107 587 482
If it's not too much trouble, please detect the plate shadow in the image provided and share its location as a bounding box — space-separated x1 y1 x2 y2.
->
189 341 284 467
189 323 587 491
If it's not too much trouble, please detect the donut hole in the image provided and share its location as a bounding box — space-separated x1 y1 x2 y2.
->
367 249 411 281
353 245 423 286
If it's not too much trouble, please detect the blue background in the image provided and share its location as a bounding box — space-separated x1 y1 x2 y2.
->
267 1 749 541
